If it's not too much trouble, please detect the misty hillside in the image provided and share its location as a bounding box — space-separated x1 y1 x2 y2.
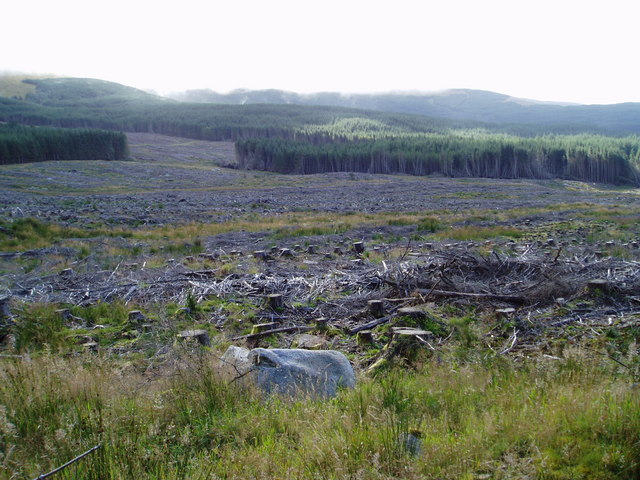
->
170 88 640 135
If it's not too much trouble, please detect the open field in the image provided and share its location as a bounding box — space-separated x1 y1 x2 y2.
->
0 134 639 479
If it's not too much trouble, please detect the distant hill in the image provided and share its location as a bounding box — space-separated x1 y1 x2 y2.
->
20 77 170 107
169 88 640 135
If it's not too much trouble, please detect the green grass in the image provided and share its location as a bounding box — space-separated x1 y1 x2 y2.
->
435 225 524 242
0 352 637 479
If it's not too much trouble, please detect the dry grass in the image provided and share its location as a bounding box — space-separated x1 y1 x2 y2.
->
0 350 637 479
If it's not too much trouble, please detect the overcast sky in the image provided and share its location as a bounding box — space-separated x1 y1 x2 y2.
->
3 0 638 104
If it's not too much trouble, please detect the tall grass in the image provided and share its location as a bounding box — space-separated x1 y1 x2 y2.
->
0 351 637 479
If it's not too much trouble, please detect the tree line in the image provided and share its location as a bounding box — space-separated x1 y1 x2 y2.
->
235 134 640 185
0 123 129 164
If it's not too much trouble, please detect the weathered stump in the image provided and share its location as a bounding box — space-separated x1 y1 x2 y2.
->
253 250 268 260
177 329 210 346
357 330 374 346
128 310 146 325
367 299 385 318
315 317 329 331
353 241 365 254
495 307 516 321
333 246 343 255
0 295 12 321
56 308 72 321
587 279 611 293
266 294 284 310
279 248 294 258
306 245 317 254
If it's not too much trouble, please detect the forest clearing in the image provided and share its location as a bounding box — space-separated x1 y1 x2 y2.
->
0 133 638 479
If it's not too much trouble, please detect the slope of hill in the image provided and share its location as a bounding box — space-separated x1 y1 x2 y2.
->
170 88 640 134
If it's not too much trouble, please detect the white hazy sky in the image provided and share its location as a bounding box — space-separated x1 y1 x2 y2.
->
3 0 639 104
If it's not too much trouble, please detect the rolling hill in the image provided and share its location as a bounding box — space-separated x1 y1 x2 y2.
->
169 88 640 135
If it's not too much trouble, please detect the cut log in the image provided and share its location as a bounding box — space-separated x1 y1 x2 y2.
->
251 322 279 334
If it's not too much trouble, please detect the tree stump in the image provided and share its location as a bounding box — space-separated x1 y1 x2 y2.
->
495 307 516 321
587 279 611 293
0 295 12 321
60 268 74 277
333 246 343 255
353 241 365 254
270 246 280 254
315 317 329 331
279 248 294 258
253 250 268 260
128 310 146 325
177 329 210 346
266 294 284 310
357 330 374 346
367 300 385 318
306 245 317 254
56 308 72 321
82 341 99 353
293 244 302 251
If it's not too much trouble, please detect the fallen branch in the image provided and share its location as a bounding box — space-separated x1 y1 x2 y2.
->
231 325 313 341
348 315 394 335
33 444 101 479
499 329 519 355
414 288 526 305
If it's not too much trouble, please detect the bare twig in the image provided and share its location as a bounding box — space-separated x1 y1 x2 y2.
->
33 444 101 480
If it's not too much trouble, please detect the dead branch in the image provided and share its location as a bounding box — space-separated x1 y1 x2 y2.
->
415 288 527 305
231 325 314 341
33 444 101 480
348 315 394 335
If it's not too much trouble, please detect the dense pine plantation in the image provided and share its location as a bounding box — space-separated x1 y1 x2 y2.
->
235 133 640 184
0 124 128 164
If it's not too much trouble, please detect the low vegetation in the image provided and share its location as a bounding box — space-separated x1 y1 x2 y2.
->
0 348 637 479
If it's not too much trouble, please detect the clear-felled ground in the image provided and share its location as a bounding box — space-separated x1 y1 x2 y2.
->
0 134 639 479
